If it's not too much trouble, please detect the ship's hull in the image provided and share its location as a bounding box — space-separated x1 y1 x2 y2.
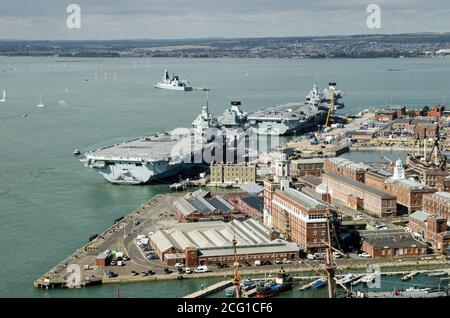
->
249 111 326 136
88 159 186 184
256 283 293 298
154 83 192 91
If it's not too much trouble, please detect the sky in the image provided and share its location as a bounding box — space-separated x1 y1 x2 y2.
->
0 0 449 40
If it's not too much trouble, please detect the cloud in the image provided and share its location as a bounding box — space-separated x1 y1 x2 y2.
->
0 0 449 40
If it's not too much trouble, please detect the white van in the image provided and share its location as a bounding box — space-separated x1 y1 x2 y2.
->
194 265 208 273
254 260 262 266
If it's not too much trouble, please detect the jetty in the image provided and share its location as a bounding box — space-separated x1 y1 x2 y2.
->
183 280 232 298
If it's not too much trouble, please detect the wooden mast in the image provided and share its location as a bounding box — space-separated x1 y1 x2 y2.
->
231 221 241 298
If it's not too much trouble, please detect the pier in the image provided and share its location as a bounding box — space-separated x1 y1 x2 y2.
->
183 280 232 298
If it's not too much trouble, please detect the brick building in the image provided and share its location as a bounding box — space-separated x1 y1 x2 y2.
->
409 210 450 251
364 168 436 214
323 158 371 183
360 231 428 258
323 172 397 217
269 186 330 252
427 105 445 118
414 122 438 139
422 192 450 223
227 194 264 221
436 175 450 192
290 158 325 177
375 110 397 122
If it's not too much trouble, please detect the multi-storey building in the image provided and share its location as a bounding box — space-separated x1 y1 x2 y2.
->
290 158 325 177
364 160 436 213
323 172 397 217
422 192 450 223
268 186 330 252
323 158 371 183
209 162 257 185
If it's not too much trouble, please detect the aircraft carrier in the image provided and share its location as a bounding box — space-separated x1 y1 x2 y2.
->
83 83 343 184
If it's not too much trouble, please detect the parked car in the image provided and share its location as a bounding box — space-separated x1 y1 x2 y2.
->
355 214 364 220
122 255 130 261
194 265 208 273
131 271 138 276
140 271 148 276
282 258 291 264
185 267 192 274
332 251 341 258
107 271 118 278
275 258 283 264
148 270 155 276
254 260 262 266
358 252 371 258
306 253 316 260
109 260 117 266
244 262 252 267
146 253 159 260
164 268 173 274
265 261 273 266
174 262 184 268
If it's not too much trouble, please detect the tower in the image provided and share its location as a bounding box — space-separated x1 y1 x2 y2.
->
392 158 405 180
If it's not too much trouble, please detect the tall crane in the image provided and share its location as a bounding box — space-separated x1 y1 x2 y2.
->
325 86 336 127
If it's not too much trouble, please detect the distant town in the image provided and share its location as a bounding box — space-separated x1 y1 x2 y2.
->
2 33 450 59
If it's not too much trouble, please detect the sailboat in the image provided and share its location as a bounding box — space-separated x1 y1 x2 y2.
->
36 94 45 108
65 84 69 94
0 89 6 102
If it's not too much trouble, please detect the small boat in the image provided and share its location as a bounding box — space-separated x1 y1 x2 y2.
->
36 94 45 107
256 270 293 298
22 113 28 118
73 149 81 156
311 278 327 289
337 274 357 285
361 274 377 284
0 89 6 102
225 278 257 297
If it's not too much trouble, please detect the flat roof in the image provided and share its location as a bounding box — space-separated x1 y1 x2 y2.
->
410 210 429 222
430 192 450 203
281 188 327 210
361 232 427 249
299 175 322 187
324 172 395 199
292 158 326 164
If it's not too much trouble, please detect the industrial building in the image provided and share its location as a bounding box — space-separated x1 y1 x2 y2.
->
227 194 264 221
172 192 245 223
149 219 300 266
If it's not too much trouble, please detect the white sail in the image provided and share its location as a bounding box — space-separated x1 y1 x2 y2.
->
0 89 6 102
37 94 45 107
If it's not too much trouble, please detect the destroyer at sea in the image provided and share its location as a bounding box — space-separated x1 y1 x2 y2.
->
83 82 344 184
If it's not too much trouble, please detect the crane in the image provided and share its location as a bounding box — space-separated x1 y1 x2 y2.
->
325 86 336 127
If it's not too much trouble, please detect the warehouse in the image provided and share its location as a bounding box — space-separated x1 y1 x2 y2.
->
149 219 300 266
